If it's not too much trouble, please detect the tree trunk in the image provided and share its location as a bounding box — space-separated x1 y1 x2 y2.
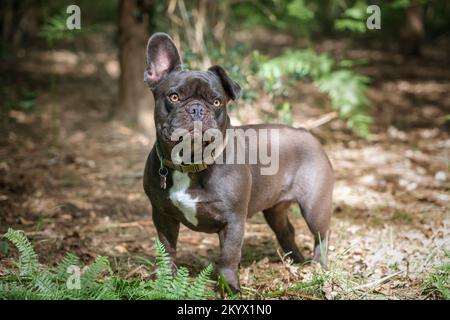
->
1 0 40 60
399 0 425 56
118 0 154 135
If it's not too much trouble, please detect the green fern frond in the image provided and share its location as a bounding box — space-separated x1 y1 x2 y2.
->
81 256 111 289
152 240 174 295
187 264 214 300
55 253 80 281
0 281 41 300
257 49 372 137
154 239 172 269
4 228 39 277
144 290 178 300
172 266 190 299
86 279 119 300
34 271 62 299
111 278 150 300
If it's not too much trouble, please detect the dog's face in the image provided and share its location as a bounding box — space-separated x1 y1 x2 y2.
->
144 33 241 148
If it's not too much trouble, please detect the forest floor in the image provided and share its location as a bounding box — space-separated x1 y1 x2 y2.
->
0 29 449 299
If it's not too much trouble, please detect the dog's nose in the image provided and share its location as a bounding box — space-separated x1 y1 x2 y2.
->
187 104 205 121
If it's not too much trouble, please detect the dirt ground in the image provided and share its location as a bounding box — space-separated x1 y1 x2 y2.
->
0 29 449 299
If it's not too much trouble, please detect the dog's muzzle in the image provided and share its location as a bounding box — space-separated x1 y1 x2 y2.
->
186 103 205 121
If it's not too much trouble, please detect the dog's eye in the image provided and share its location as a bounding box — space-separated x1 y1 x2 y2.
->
213 99 221 107
169 93 179 102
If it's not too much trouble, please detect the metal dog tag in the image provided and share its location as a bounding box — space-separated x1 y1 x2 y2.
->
159 167 168 190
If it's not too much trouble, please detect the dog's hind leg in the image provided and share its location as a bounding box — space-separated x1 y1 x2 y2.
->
263 202 305 263
296 182 333 268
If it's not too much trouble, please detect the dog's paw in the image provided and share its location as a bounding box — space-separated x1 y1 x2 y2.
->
217 267 241 297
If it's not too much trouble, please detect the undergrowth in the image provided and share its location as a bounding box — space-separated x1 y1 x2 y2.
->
256 49 372 137
0 229 214 300
423 251 450 300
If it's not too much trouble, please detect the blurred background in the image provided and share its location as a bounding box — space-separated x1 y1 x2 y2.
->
0 0 449 299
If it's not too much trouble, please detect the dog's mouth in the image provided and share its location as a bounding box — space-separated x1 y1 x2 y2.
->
158 113 224 160
178 132 214 149
164 121 218 141
160 130 212 146
159 126 223 162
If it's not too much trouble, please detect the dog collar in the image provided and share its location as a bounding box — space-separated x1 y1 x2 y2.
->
155 136 228 174
155 142 209 174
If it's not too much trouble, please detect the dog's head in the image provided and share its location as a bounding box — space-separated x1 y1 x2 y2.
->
144 33 241 149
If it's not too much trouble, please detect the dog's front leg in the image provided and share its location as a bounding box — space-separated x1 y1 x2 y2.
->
152 209 180 274
217 219 245 294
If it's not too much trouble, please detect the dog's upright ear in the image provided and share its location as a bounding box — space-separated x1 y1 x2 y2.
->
144 33 182 89
208 65 242 101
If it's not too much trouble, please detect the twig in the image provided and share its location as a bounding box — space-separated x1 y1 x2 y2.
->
23 230 49 237
125 265 145 279
301 111 338 130
94 220 152 230
177 0 196 53
276 248 293 265
352 271 404 291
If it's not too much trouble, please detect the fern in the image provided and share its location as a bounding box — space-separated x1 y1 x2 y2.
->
257 49 372 137
81 256 110 289
1 229 215 300
151 239 174 296
4 228 39 277
149 240 215 300
187 264 215 300
334 1 368 34
34 271 62 299
55 252 80 281
172 267 190 299
39 11 83 47
86 279 118 300
0 281 41 300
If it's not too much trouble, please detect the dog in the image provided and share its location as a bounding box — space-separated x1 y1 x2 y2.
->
143 33 334 293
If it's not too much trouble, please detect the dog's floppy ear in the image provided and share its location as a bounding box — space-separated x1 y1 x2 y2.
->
144 33 182 89
208 65 242 101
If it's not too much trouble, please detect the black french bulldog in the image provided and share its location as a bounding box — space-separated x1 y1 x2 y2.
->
143 33 334 294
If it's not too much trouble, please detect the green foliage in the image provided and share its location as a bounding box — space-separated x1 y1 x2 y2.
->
316 70 371 136
265 271 326 299
4 229 39 277
55 253 80 280
0 240 9 255
277 102 293 126
390 0 411 9
335 1 368 34
286 0 315 24
39 12 82 46
191 45 372 136
218 274 239 300
187 265 215 300
423 251 450 300
231 0 318 34
257 49 372 137
257 49 334 88
17 89 37 111
1 229 214 300
147 239 177 299
0 86 37 118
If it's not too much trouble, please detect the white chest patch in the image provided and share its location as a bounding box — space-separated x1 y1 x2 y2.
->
169 171 199 226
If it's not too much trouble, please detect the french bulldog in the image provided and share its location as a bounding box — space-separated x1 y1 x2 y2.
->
143 33 334 294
